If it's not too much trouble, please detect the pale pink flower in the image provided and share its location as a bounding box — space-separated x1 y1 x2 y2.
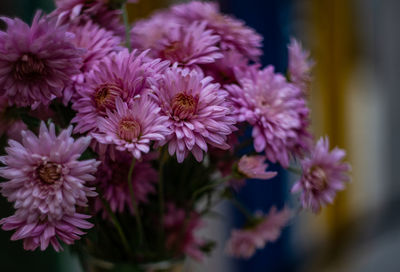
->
226 206 291 259
95 151 157 215
291 137 351 213
171 1 263 61
92 96 170 159
0 122 99 251
288 38 314 92
164 203 205 261
226 65 311 167
151 66 236 163
72 49 169 134
238 155 277 180
0 12 82 107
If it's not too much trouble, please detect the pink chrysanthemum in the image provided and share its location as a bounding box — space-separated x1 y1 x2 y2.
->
131 11 181 52
70 21 123 74
0 122 99 251
0 12 82 107
171 1 263 60
288 38 314 92
226 65 311 167
95 151 157 215
201 50 248 85
291 137 351 213
136 19 223 66
64 21 123 103
52 0 125 36
92 96 170 159
72 49 169 134
151 66 236 163
226 206 291 259
238 155 277 180
164 203 205 261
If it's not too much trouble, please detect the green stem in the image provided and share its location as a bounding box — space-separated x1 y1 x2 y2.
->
122 4 132 51
287 166 303 175
127 158 145 246
99 194 133 255
158 147 168 245
191 175 232 206
230 198 254 221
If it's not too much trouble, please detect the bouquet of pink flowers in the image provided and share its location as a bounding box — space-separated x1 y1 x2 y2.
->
0 0 351 270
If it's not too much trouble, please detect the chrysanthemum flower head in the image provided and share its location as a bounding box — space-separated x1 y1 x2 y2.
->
63 21 123 103
0 122 99 251
226 206 291 259
201 50 249 85
171 1 263 61
226 65 311 167
52 0 125 36
131 11 182 51
151 66 236 163
288 38 314 92
0 12 83 107
92 95 170 159
291 137 351 213
136 19 223 66
72 49 169 134
95 151 157 215
238 155 277 180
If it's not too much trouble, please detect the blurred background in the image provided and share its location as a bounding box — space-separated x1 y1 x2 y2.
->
0 0 399 271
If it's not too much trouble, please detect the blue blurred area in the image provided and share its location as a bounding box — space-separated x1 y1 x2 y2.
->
220 0 295 271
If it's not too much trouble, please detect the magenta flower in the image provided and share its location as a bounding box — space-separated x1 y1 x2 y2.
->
238 155 277 180
226 206 291 259
0 12 82 107
226 65 311 167
92 96 170 159
64 21 123 103
72 49 169 134
52 0 125 36
0 122 99 251
151 66 236 163
164 203 205 261
288 38 314 92
136 19 223 66
95 151 157 215
291 137 351 213
171 1 263 60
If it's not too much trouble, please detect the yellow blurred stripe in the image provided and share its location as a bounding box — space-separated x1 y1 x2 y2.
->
310 0 357 240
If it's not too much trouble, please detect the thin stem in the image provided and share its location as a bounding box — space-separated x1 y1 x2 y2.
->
158 147 168 245
127 158 145 246
190 175 232 206
287 166 303 176
230 197 254 221
99 194 133 255
122 4 132 51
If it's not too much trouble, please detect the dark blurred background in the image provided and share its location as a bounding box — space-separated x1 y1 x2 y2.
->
0 0 399 271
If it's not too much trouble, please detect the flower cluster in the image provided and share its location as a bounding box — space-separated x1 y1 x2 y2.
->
0 122 99 251
0 0 351 265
